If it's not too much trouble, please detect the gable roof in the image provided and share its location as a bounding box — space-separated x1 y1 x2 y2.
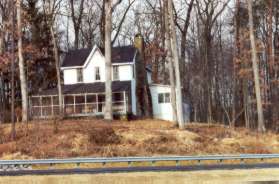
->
61 45 137 68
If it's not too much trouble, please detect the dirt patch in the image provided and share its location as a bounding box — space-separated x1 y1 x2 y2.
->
88 127 121 145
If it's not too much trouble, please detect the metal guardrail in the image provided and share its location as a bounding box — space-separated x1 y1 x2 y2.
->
1 154 279 168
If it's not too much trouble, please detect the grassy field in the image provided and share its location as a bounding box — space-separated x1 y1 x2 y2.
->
1 169 279 184
0 119 279 159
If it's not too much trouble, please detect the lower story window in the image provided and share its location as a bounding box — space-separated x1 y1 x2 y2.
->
158 93 170 104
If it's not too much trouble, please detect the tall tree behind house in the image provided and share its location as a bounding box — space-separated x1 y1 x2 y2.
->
10 0 16 139
167 0 184 128
247 0 265 132
16 0 28 122
42 0 64 118
164 0 177 124
69 0 85 49
134 34 153 118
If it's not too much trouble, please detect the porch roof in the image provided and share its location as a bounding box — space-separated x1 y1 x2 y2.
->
34 81 131 96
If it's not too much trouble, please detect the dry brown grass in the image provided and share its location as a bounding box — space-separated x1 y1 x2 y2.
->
0 119 278 159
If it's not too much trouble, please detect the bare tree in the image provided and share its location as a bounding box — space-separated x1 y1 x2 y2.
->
167 0 184 129
16 0 28 122
104 0 113 120
10 0 16 139
195 0 229 123
0 0 10 124
70 0 85 49
164 0 177 124
43 0 64 119
247 0 265 133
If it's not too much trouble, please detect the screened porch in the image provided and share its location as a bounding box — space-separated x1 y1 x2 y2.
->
30 91 129 119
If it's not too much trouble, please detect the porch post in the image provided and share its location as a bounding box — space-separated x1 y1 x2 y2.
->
123 91 127 114
73 95 76 114
51 96 54 117
85 93 87 114
40 96 43 118
29 96 32 118
96 94 99 113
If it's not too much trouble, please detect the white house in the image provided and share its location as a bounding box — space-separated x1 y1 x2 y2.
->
29 44 188 122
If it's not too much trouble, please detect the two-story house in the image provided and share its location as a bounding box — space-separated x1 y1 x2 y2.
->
29 36 189 122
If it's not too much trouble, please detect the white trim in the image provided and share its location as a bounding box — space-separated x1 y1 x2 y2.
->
112 62 133 66
61 66 83 70
149 83 171 88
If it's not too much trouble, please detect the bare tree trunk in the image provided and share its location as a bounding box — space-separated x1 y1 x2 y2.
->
168 0 184 129
267 0 276 128
50 26 63 118
247 0 265 133
164 0 177 124
11 2 16 139
16 0 28 123
231 0 241 128
0 32 4 124
70 0 85 49
104 0 113 120
0 74 4 123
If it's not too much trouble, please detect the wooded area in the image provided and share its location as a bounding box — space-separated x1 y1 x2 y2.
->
0 0 278 137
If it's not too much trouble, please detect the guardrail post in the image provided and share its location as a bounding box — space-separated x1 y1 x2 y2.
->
49 163 54 170
76 163 80 169
176 160 180 167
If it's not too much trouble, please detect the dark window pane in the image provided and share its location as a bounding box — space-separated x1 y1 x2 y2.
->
87 95 97 103
113 66 119 81
158 93 164 104
113 93 123 101
75 95 85 104
77 69 83 82
165 93 170 103
98 94 105 102
95 67 100 81
65 96 74 105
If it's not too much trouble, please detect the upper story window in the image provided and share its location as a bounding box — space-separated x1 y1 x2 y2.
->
113 66 119 81
158 93 170 104
77 68 83 82
95 67 100 81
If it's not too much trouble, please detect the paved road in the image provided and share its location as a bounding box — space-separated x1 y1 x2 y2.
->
1 168 279 184
1 163 279 176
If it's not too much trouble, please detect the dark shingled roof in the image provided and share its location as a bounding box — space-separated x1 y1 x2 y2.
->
36 81 131 96
61 45 136 68
62 48 91 68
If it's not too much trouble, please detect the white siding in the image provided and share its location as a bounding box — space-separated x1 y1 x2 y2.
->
62 48 135 85
64 69 78 85
83 50 106 83
117 65 133 81
147 71 152 84
150 85 174 121
131 79 137 115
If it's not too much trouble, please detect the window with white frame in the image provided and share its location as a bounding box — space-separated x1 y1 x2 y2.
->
158 93 170 104
113 66 119 81
77 68 83 82
95 67 100 81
